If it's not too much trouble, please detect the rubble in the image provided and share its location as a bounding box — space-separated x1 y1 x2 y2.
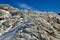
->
0 4 60 40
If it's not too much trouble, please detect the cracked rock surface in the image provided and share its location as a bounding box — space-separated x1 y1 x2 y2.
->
0 4 60 40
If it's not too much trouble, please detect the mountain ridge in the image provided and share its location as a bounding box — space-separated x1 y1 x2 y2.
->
0 4 60 40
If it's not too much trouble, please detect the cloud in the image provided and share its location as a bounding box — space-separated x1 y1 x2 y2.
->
18 3 34 10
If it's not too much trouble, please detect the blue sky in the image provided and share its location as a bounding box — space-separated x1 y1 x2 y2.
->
0 0 60 13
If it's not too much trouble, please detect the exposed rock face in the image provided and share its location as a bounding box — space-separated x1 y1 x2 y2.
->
0 4 60 40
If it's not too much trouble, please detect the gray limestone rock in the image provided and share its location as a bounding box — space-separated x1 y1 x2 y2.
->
0 4 60 40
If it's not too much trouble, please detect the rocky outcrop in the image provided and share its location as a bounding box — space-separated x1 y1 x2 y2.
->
0 4 60 40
